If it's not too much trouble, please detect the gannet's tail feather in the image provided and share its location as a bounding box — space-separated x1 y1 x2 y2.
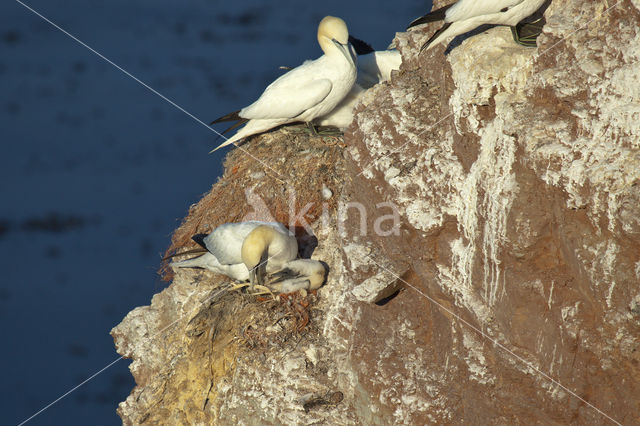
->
170 252 215 269
420 22 452 52
407 4 452 29
210 110 242 125
162 247 207 261
210 132 242 152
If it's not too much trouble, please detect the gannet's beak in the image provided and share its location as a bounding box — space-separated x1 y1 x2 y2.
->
249 267 258 289
248 254 268 290
332 38 357 65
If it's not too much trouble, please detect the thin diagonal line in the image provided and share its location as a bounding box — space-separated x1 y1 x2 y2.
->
352 2 627 422
14 0 286 184
17 239 290 424
362 254 621 425
17 356 123 426
17 313 176 426
536 0 624 58
17 291 197 425
356 0 624 178
14 0 627 424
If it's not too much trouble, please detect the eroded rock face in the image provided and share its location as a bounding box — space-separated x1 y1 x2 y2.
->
113 0 640 423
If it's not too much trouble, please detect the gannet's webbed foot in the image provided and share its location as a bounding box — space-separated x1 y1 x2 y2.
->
231 282 251 292
250 285 276 298
307 121 320 136
315 126 343 136
230 282 275 298
288 123 342 137
511 16 545 47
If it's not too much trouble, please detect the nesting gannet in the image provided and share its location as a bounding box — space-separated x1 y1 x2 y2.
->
407 0 547 52
170 221 298 288
210 16 357 151
267 259 327 293
314 37 402 130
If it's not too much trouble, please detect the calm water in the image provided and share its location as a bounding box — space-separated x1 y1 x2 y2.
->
0 0 428 424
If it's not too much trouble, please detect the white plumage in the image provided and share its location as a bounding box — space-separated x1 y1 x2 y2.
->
170 221 296 282
408 0 547 51
267 259 327 293
211 16 357 151
169 251 251 281
200 221 292 266
170 222 328 293
315 49 401 129
357 50 402 89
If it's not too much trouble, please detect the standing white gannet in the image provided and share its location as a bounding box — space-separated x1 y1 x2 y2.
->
210 16 357 151
407 0 548 52
314 36 402 130
170 221 298 288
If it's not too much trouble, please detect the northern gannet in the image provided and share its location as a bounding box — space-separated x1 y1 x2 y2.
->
267 259 327 293
170 221 298 289
314 36 401 130
407 0 548 52
210 16 357 151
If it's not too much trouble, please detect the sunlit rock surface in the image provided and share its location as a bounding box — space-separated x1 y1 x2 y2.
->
113 0 640 423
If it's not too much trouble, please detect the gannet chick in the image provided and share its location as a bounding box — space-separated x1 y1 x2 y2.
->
407 0 547 52
267 259 327 293
314 37 401 130
170 221 297 288
210 16 357 151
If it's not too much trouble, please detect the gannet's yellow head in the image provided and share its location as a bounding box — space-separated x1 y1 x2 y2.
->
317 16 349 53
241 226 273 269
241 225 275 288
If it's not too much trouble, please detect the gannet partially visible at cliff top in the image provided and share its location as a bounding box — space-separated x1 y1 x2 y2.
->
210 16 357 151
170 221 298 289
407 0 548 52
314 36 402 130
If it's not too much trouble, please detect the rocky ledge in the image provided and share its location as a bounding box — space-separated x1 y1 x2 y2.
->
112 0 640 423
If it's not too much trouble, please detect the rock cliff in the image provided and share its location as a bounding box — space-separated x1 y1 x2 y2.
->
112 0 640 423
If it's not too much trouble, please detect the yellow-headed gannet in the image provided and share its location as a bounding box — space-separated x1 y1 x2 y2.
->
407 0 548 52
170 221 297 288
314 36 401 130
267 259 327 293
210 16 357 151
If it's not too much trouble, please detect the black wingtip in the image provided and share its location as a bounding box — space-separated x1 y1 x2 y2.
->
348 35 375 55
222 118 249 134
210 110 242 125
407 4 452 30
191 233 208 249
419 22 451 53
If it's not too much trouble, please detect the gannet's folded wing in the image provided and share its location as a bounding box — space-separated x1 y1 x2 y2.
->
203 221 291 265
446 0 524 22
204 222 259 265
240 78 333 120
